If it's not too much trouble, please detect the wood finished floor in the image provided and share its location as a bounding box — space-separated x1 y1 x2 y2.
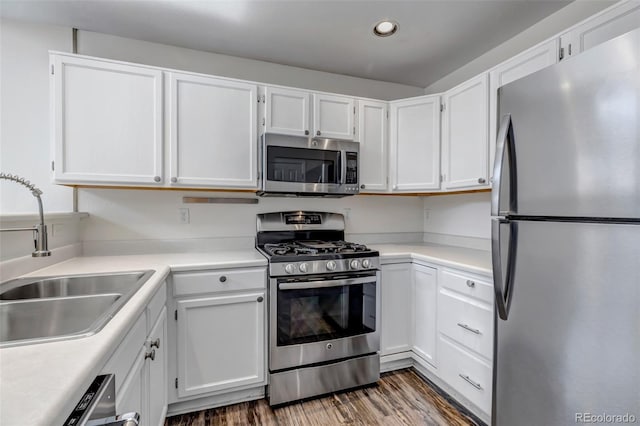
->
165 369 479 426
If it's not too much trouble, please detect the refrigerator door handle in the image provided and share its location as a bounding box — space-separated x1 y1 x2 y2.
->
491 113 517 216
492 218 518 320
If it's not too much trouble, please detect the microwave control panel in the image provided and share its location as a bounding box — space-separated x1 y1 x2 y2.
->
345 152 358 185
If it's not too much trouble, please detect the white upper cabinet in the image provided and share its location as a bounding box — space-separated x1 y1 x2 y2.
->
168 72 257 189
313 93 356 140
488 39 558 178
442 74 489 190
389 95 441 192
358 100 388 192
263 86 311 137
51 54 163 185
560 1 640 60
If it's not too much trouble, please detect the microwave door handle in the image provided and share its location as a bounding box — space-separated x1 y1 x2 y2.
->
340 150 347 185
279 275 374 290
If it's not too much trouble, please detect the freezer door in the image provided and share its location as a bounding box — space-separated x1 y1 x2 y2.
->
493 220 640 425
496 28 640 218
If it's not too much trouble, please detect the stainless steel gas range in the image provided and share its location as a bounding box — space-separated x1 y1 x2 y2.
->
256 211 380 405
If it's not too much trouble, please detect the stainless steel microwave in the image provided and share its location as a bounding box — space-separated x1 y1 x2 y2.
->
258 133 360 197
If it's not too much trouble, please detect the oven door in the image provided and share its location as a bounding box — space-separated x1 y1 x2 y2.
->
269 271 380 371
261 134 359 195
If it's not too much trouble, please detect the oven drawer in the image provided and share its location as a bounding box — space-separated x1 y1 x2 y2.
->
440 269 493 303
438 290 493 359
173 268 266 296
438 336 492 414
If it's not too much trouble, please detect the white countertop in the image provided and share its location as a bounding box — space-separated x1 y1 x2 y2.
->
373 243 492 276
0 244 489 425
0 250 267 426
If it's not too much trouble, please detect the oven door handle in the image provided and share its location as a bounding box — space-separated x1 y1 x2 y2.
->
279 275 374 291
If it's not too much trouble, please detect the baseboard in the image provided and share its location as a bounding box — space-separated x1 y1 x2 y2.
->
380 352 413 372
166 385 265 417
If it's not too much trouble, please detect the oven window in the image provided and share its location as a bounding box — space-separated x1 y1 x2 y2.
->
277 281 376 346
267 146 340 184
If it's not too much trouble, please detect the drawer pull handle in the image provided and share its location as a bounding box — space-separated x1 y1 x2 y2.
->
457 323 481 335
144 349 156 361
459 374 482 390
466 280 475 288
219 276 227 283
149 338 160 349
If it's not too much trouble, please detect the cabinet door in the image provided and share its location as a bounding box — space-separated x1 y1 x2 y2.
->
413 264 437 367
176 292 265 398
442 74 489 190
264 86 310 136
488 39 558 179
169 72 257 188
312 94 355 140
117 346 147 421
147 309 167 426
358 100 388 192
51 54 163 185
389 95 441 192
560 1 640 60
380 263 413 355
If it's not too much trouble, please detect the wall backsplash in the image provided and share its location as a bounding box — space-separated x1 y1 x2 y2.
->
78 189 426 254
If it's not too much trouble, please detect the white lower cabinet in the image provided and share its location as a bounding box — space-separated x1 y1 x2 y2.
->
171 267 267 401
102 283 168 426
412 264 437 367
380 261 493 419
380 263 413 355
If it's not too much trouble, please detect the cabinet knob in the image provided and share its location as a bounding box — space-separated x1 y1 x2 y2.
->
304 130 309 136
478 177 486 184
149 338 160 349
316 130 321 136
219 276 227 283
171 177 178 183
153 176 161 183
144 349 156 361
360 184 365 189
257 296 264 303
466 280 475 288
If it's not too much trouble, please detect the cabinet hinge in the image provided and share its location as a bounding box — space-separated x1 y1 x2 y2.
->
440 174 444 183
51 161 55 171
386 110 389 119
353 106 356 114
440 104 445 112
568 43 572 56
353 126 355 135
50 64 54 75
262 117 266 126
175 378 178 389
258 95 265 103
174 309 177 321
559 47 565 61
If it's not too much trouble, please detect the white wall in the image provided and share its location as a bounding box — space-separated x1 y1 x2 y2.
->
0 19 72 214
424 0 615 93
423 193 491 247
76 30 424 101
79 189 425 254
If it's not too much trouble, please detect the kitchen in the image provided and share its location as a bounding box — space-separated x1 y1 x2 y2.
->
0 1 638 425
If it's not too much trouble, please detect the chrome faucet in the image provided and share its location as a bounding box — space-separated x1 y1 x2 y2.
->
0 173 51 257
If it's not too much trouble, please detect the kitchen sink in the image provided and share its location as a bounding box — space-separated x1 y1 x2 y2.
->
0 270 154 347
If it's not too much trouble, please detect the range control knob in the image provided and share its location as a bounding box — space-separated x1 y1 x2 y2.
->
326 260 337 271
284 264 296 274
299 262 308 273
350 259 360 269
362 259 371 269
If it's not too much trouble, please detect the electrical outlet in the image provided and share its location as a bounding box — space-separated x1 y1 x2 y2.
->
51 223 64 237
178 208 190 224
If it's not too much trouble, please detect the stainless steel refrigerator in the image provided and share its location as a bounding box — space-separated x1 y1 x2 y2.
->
492 28 640 425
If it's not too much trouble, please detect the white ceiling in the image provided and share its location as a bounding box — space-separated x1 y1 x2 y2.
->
0 0 572 87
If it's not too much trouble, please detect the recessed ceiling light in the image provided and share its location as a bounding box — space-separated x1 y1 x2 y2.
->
373 20 399 37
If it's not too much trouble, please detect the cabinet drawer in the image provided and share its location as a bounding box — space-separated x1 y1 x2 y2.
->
438 290 493 359
438 336 492 414
101 312 146 393
146 281 167 332
173 268 266 296
440 269 493 303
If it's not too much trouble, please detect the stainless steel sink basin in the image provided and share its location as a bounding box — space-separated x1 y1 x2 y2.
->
0 270 154 347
